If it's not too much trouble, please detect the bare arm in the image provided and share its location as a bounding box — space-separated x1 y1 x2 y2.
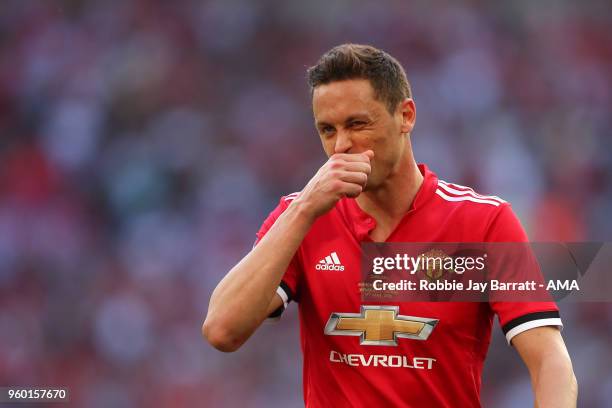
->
203 201 314 352
202 151 373 352
513 326 578 408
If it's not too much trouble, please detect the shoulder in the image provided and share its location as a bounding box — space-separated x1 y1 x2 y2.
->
433 179 507 209
260 191 301 223
254 191 302 243
281 191 301 204
431 178 524 240
275 191 301 212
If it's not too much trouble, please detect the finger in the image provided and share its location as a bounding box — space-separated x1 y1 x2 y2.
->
363 150 374 160
343 162 371 175
330 152 372 163
337 181 363 198
338 171 368 186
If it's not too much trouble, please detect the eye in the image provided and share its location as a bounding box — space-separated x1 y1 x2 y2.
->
320 126 335 136
349 120 367 128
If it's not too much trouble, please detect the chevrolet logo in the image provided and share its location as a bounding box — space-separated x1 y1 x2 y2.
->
324 306 438 346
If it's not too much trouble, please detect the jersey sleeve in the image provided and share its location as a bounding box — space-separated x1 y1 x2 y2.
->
485 203 562 345
254 194 302 319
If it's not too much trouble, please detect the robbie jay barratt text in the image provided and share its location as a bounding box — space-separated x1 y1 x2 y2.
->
372 279 539 292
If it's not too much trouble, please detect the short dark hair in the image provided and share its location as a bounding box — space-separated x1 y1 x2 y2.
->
306 44 412 113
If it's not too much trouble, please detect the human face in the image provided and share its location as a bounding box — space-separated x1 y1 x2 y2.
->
312 79 415 190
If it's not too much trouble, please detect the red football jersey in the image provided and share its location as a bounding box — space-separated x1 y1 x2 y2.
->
255 164 561 408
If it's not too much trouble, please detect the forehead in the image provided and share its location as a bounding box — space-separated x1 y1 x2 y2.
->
312 79 384 122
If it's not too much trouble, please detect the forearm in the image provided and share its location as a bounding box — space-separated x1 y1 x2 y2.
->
532 354 577 408
203 200 314 350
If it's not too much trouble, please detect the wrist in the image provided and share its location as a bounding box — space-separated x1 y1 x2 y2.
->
287 197 318 225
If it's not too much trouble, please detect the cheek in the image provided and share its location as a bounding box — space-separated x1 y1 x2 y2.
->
372 132 399 163
320 137 335 156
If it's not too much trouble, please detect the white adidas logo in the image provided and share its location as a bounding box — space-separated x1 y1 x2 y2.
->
316 252 345 271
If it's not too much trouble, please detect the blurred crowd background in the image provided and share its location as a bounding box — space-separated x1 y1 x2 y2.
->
0 0 611 407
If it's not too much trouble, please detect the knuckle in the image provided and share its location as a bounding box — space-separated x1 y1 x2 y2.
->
330 180 343 191
329 160 344 170
327 170 340 179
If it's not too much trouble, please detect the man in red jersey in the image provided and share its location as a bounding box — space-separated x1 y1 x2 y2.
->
203 44 577 407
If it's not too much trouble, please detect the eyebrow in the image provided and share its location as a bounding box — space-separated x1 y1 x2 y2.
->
315 113 371 128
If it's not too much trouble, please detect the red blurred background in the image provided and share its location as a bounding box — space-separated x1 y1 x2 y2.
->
0 1 611 406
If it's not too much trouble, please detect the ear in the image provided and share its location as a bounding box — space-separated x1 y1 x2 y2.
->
398 98 416 134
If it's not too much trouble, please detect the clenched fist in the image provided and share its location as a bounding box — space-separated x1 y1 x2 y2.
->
292 150 374 220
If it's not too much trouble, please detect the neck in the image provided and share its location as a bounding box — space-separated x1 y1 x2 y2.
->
356 153 423 220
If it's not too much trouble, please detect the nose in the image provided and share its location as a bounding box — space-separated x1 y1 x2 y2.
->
334 129 352 154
